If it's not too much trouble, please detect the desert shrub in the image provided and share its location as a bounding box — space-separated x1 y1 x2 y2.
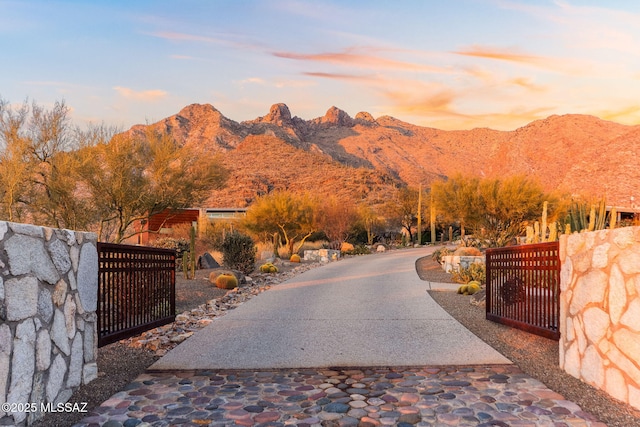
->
220 231 256 274
450 262 486 284
342 244 371 255
151 237 190 271
151 237 189 256
290 254 301 263
260 263 278 273
215 273 238 290
431 247 451 264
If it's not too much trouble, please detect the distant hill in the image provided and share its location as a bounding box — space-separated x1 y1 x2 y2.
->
129 103 640 210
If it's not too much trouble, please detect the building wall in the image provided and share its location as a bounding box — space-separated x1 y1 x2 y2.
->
559 226 640 411
131 208 246 246
0 222 98 425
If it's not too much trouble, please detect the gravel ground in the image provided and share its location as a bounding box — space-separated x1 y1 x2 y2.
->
416 256 640 427
32 254 640 427
174 268 228 314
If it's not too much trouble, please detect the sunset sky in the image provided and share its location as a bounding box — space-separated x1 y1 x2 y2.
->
2 0 640 131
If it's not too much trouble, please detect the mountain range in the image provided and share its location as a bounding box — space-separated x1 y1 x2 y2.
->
129 103 640 210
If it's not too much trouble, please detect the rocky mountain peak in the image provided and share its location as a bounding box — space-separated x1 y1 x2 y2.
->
317 106 354 127
355 111 377 125
126 104 640 210
176 103 224 122
260 103 293 126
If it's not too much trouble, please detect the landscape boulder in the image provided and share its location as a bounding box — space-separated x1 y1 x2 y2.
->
198 252 220 269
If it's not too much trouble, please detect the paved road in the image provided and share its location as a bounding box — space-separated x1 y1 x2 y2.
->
151 247 510 370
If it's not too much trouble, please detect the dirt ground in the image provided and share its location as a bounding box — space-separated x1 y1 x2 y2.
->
174 258 304 314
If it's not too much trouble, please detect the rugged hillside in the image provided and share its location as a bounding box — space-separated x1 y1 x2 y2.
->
129 103 640 209
205 134 399 207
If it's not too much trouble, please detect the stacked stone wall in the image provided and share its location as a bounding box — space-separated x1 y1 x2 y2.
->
441 255 485 273
0 221 99 425
559 226 640 411
303 249 340 263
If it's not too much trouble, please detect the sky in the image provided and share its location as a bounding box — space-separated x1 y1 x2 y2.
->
2 0 640 131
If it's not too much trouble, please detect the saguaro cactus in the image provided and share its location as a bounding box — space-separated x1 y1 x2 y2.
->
526 201 558 243
182 226 197 279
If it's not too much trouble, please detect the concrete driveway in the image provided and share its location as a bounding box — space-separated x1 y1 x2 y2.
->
151 247 510 370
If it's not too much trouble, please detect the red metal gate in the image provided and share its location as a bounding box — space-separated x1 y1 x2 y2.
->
486 241 560 340
97 243 176 347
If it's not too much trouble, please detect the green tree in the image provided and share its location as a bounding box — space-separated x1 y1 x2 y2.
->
243 191 318 257
25 100 75 227
0 98 76 225
432 174 481 238
78 130 228 242
384 187 423 244
355 203 383 245
475 175 547 246
432 174 549 247
0 98 228 239
0 99 31 221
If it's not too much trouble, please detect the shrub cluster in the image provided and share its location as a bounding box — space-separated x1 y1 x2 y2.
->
450 262 486 284
342 244 371 255
431 247 451 264
150 237 190 256
220 231 256 274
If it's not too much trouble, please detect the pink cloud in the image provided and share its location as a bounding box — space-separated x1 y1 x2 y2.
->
273 49 449 73
303 71 374 81
454 45 548 66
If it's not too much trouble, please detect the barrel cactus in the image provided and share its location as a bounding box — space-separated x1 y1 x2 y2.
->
467 281 482 295
215 273 238 290
290 254 301 263
260 263 278 273
457 281 482 295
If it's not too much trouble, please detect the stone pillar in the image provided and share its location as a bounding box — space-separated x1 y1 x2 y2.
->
0 221 98 426
559 226 640 411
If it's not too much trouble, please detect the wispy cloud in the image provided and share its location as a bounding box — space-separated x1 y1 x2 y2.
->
148 30 263 51
596 105 640 123
273 48 449 73
508 77 546 92
239 77 266 85
303 71 375 81
375 79 459 116
454 45 547 65
113 86 167 101
453 44 595 76
386 89 457 116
